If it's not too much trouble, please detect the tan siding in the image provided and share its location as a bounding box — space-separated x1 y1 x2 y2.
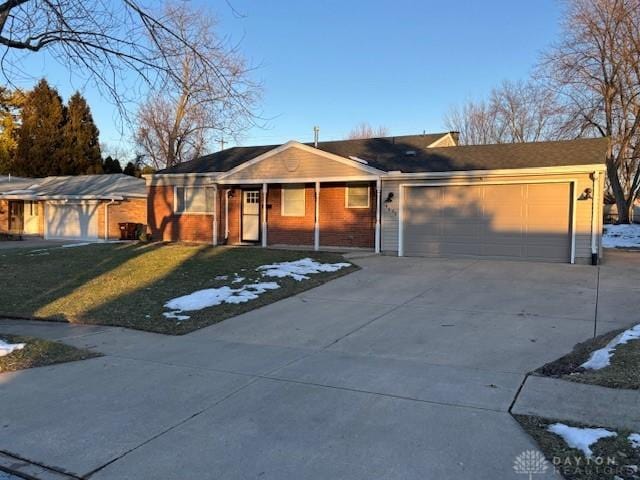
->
223 147 368 181
381 171 603 262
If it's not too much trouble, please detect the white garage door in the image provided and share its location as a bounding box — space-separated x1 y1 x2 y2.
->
46 203 99 241
402 182 573 262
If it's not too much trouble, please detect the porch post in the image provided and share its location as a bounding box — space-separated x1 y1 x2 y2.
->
375 178 381 253
262 183 267 247
314 182 320 251
212 185 218 246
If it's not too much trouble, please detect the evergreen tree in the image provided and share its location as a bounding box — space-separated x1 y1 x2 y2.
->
62 92 102 174
123 161 139 177
102 155 123 174
0 87 24 174
15 79 66 177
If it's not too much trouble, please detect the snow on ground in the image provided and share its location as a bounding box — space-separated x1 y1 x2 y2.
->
0 339 26 357
603 224 640 248
162 258 351 321
257 258 351 281
548 423 617 458
61 242 94 248
630 434 640 449
581 323 640 370
163 282 280 321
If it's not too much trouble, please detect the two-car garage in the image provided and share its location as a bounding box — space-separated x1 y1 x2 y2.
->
400 182 574 263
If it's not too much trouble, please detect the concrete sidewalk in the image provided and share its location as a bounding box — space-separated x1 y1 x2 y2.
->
511 375 640 431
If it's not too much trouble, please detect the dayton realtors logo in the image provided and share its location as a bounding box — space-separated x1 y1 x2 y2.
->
513 450 549 479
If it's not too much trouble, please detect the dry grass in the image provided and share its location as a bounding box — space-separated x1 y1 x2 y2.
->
0 334 99 373
0 243 357 334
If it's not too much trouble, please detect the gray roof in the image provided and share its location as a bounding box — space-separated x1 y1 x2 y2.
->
0 174 146 199
157 133 453 174
156 134 607 175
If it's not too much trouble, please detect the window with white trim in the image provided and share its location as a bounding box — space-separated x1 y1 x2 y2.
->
346 184 370 208
281 185 306 216
175 187 212 213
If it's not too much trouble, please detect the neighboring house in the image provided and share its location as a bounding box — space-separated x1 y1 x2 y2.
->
0 174 147 241
146 132 608 264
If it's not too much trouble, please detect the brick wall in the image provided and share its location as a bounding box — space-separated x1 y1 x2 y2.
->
266 185 315 246
319 182 375 248
0 200 8 234
147 185 213 243
96 198 148 240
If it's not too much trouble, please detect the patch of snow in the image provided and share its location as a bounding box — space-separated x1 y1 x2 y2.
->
581 323 640 370
257 258 351 281
214 275 228 281
0 339 26 357
163 282 280 321
231 276 245 284
629 433 640 449
547 423 617 458
603 224 640 248
61 242 93 248
162 311 190 321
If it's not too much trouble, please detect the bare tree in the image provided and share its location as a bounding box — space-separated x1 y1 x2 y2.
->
444 99 501 145
346 122 389 140
445 80 566 145
134 3 259 169
539 0 640 223
0 0 258 125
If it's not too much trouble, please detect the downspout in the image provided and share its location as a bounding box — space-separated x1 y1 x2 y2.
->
590 171 600 265
212 185 218 246
104 199 117 241
224 189 230 243
375 177 381 254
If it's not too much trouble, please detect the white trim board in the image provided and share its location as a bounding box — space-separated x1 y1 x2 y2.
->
397 179 578 264
384 164 605 180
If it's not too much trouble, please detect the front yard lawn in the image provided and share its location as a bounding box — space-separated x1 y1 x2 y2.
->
515 415 640 480
0 243 357 334
0 334 99 373
536 324 640 390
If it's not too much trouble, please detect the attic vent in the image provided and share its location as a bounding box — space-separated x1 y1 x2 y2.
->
405 150 417 156
348 156 369 165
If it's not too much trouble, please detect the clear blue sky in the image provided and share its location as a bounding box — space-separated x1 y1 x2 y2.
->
16 0 562 159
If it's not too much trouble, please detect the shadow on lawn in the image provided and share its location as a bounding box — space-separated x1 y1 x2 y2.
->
79 246 358 335
1 242 357 335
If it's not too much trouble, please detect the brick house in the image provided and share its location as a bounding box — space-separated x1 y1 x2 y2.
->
147 132 608 264
0 174 147 241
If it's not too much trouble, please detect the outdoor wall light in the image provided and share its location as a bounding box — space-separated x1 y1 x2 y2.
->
228 190 235 198
578 188 593 200
385 192 394 203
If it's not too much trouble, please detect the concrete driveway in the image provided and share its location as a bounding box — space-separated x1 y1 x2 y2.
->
0 251 637 479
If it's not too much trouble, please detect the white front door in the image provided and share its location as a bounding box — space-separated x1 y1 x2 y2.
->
23 201 40 235
241 190 260 242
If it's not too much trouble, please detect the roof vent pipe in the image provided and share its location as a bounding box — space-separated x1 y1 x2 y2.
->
313 126 319 148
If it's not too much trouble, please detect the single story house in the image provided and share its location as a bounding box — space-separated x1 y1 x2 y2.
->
0 174 147 241
146 132 608 264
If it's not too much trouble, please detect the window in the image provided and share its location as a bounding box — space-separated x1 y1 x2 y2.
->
245 191 260 204
281 185 306 216
175 187 212 213
346 184 370 208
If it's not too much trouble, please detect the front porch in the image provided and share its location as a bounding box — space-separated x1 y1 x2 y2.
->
216 181 381 252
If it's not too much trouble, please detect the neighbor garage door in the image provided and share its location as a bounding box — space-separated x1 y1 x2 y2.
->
46 203 99 241
402 182 572 262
